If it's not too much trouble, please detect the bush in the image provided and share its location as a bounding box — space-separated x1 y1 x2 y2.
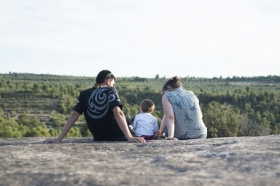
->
0 117 27 138
66 127 82 137
203 102 239 138
24 126 50 137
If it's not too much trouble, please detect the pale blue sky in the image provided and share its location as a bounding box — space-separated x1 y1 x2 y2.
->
0 0 279 78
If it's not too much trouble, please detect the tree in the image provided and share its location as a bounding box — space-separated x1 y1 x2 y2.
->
17 114 45 128
42 84 49 92
66 127 82 137
238 113 260 136
203 102 239 138
79 123 91 137
48 112 67 128
257 118 271 136
49 128 62 137
0 117 26 138
155 74 159 80
271 125 280 134
0 108 4 117
33 83 41 93
24 126 50 137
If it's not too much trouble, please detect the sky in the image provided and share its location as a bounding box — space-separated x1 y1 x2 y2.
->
0 0 280 78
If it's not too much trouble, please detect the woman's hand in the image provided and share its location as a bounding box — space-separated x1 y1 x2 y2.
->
127 137 146 143
165 137 178 140
155 130 164 139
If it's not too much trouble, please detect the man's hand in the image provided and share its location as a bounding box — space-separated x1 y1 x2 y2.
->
43 111 80 144
43 138 62 143
113 107 145 143
127 137 146 143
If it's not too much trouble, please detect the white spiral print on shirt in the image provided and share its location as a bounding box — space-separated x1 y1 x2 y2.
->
87 88 116 119
108 92 116 102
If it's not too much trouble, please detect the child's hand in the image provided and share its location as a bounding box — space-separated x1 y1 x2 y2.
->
155 130 164 139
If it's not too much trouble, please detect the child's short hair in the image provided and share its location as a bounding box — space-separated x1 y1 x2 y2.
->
140 99 155 113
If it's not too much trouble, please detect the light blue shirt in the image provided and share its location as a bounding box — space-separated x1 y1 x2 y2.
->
166 88 207 138
133 113 159 136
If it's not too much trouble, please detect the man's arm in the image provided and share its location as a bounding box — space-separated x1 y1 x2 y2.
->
113 106 146 143
43 111 80 143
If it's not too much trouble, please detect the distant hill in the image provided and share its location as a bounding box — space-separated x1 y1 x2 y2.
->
0 73 280 138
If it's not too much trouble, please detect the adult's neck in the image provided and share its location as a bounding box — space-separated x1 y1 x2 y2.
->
99 84 108 88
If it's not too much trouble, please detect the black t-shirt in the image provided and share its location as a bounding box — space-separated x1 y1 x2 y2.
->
73 87 126 141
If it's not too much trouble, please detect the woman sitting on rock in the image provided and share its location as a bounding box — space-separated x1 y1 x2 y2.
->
157 76 207 140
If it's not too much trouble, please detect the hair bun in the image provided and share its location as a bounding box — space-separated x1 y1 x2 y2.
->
162 76 182 91
173 76 180 82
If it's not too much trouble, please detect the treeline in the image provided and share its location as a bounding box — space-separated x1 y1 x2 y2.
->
0 73 280 138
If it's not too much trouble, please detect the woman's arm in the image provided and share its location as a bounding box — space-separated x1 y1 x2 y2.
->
43 111 80 143
159 114 166 133
162 94 175 138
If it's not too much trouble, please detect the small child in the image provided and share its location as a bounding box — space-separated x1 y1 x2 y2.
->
133 99 159 140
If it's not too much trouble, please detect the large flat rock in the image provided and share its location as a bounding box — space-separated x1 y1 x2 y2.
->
0 135 279 186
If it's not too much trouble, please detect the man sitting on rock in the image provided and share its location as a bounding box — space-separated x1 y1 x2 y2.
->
43 70 146 143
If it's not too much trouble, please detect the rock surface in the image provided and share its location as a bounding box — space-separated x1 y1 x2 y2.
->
0 135 280 186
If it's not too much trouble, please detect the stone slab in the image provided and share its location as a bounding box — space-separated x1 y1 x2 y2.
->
0 135 280 186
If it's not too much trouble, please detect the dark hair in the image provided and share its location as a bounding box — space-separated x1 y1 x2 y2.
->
162 76 182 93
93 70 115 90
140 99 155 113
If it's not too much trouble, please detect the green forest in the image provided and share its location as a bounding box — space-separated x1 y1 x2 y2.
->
1 72 280 138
